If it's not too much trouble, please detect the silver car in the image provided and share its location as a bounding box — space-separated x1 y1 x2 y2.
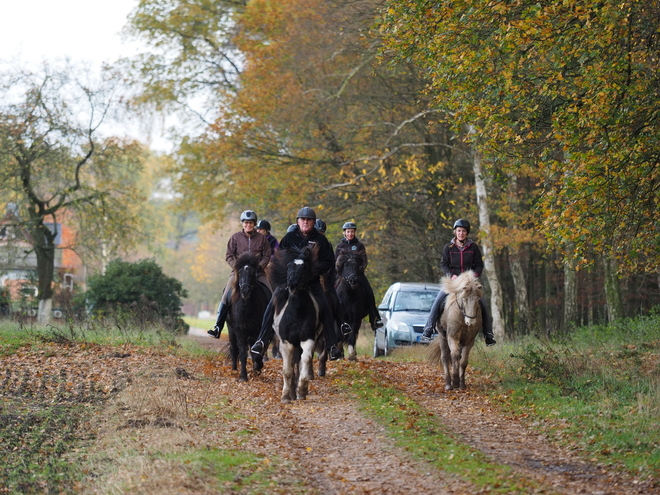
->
373 282 441 357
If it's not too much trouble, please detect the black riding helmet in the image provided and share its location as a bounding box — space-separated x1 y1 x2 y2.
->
314 219 327 232
256 220 271 231
453 219 470 234
240 210 258 223
296 206 316 220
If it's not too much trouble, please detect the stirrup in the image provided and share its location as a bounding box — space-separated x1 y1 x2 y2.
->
374 319 384 328
340 323 352 336
207 325 221 339
329 345 342 361
250 340 265 356
485 335 497 347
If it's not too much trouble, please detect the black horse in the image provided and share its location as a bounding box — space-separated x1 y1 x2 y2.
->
268 246 327 402
226 253 270 381
335 255 370 361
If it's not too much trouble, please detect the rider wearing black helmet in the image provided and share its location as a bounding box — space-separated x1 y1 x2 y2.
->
334 221 383 331
207 210 272 339
256 219 279 255
250 207 347 361
421 219 496 346
314 218 327 233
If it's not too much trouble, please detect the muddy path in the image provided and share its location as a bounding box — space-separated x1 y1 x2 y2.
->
184 333 655 494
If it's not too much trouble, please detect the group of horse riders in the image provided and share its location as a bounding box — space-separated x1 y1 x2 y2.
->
207 206 384 361
207 207 496 361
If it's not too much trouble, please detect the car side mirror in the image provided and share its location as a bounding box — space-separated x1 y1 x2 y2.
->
378 305 388 312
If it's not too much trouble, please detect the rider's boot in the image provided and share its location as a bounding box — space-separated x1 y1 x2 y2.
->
480 300 496 346
207 302 229 339
422 292 447 338
251 300 275 357
370 309 383 329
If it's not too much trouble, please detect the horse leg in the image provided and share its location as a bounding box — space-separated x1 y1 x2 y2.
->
458 343 475 389
297 340 315 400
347 318 358 361
445 333 462 390
229 329 238 372
238 337 249 382
280 341 295 403
440 334 453 390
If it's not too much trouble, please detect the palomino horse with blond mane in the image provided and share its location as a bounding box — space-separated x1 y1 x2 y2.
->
428 270 483 390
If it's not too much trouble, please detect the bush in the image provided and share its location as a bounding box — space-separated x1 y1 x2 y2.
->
82 259 189 333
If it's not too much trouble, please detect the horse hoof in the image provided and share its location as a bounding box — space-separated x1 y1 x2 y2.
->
281 397 291 404
445 385 454 391
348 355 357 362
239 376 248 383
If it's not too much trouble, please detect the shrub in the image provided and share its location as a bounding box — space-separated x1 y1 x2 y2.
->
83 259 189 333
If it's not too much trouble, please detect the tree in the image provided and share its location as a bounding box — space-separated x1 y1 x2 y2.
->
380 0 660 271
84 258 188 332
0 64 149 322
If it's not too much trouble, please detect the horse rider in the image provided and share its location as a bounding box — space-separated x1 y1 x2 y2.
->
208 210 272 339
315 218 353 339
421 219 496 346
334 221 384 331
256 219 279 256
250 207 346 361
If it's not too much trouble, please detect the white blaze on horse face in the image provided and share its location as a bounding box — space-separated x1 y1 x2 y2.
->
294 259 304 265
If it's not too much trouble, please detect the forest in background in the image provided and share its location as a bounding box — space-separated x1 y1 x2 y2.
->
1 0 659 336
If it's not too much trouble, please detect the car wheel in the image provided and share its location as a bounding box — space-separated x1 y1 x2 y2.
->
373 333 383 358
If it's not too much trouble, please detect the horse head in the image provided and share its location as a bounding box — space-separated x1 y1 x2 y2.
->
340 255 360 287
443 271 484 327
286 247 314 294
233 253 260 301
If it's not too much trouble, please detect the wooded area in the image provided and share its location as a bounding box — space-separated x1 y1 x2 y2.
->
1 0 658 334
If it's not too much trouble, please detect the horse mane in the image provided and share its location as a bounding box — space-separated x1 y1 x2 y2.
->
268 245 320 288
440 270 483 298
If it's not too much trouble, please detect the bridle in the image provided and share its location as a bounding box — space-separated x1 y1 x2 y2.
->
238 264 255 294
457 296 479 320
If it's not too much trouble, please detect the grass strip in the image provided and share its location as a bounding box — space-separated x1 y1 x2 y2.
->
338 368 548 494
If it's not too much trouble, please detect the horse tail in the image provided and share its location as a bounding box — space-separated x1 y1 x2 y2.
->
427 336 443 365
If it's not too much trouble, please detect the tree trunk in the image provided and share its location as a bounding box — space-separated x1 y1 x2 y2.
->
471 144 505 339
509 247 531 334
563 247 578 331
33 223 56 324
603 256 623 322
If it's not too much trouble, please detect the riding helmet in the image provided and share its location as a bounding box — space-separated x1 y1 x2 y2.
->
256 220 271 231
314 219 327 233
342 221 357 230
453 219 470 233
240 210 258 223
287 223 298 233
296 206 316 220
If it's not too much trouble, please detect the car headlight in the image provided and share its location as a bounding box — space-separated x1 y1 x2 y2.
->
391 321 411 333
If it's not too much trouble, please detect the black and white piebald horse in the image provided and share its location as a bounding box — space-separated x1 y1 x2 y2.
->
226 253 270 382
268 246 327 402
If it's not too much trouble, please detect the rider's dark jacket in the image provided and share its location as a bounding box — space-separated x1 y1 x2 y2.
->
334 237 368 273
440 238 484 278
226 230 271 271
278 226 335 279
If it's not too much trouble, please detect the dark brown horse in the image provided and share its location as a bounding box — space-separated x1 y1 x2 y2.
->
335 254 369 361
226 253 270 382
428 271 483 390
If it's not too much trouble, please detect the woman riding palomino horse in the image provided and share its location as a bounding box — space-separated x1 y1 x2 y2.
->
428 270 484 390
422 219 496 346
250 207 346 362
334 222 383 332
208 210 272 339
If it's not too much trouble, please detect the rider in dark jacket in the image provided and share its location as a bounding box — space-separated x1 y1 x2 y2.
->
422 219 496 346
256 219 279 256
208 210 272 339
334 222 383 331
250 207 346 361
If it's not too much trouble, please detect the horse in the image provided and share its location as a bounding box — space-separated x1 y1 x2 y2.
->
268 246 327 402
428 271 483 390
226 253 271 382
335 254 370 361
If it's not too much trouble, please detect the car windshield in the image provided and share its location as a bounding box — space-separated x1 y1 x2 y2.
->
392 290 437 312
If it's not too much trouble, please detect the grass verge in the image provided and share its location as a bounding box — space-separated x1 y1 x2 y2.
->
337 368 545 493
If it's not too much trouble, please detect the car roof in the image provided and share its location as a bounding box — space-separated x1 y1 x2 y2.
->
388 282 441 291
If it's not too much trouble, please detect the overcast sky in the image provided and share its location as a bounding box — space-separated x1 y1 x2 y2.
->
0 0 141 69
